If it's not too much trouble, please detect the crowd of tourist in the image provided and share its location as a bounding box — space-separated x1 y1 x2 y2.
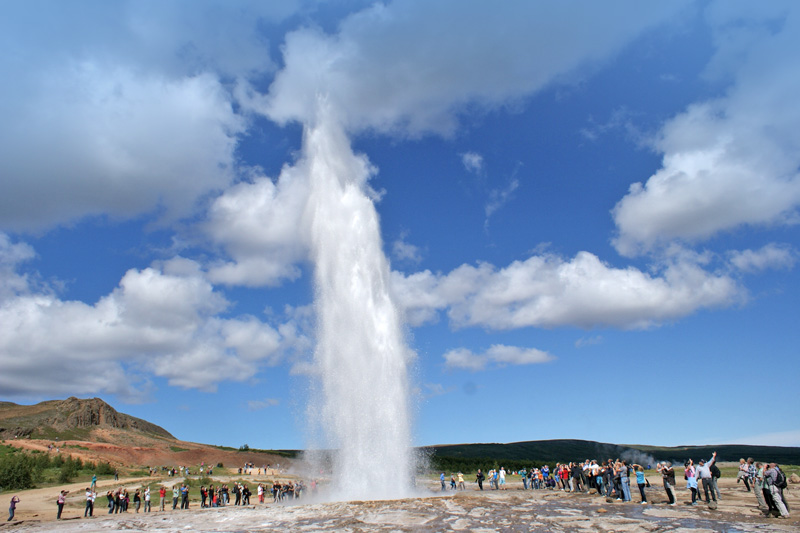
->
441 452 791 520
4 455 793 523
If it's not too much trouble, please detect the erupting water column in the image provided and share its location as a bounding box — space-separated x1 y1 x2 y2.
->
304 104 414 501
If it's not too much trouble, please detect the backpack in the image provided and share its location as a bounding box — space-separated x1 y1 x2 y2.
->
710 464 721 479
775 467 787 489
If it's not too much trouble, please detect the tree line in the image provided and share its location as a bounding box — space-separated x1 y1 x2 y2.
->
0 447 115 491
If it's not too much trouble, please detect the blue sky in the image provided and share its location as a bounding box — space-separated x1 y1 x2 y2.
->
1 1 799 451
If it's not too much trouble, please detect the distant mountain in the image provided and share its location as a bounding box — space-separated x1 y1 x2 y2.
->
427 439 800 465
0 396 174 441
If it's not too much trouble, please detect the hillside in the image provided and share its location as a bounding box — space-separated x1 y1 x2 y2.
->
0 397 295 469
0 396 174 440
427 439 800 465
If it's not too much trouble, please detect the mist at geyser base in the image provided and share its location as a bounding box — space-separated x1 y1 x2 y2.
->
301 105 420 501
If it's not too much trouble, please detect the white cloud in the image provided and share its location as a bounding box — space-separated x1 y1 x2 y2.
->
485 176 520 227
728 243 796 273
0 65 244 231
259 0 691 136
205 165 311 287
575 335 604 348
461 152 484 174
393 251 742 330
0 1 303 232
247 398 280 411
391 231 423 264
0 246 304 399
444 344 554 371
612 3 800 256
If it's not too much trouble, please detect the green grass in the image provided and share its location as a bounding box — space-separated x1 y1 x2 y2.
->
169 446 189 452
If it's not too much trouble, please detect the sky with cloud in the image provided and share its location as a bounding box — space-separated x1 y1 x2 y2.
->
1 0 798 450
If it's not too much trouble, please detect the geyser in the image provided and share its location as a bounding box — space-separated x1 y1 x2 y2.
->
305 106 415 501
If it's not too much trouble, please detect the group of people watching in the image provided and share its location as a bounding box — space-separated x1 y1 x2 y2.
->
485 451 790 520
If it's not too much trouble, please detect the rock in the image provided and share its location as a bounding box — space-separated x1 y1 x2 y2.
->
597 508 608 513
789 473 800 484
708 501 718 510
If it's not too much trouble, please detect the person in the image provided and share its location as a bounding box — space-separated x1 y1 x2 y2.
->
709 459 722 500
498 467 506 490
457 472 465 491
632 464 647 504
84 487 94 517
656 462 676 505
8 495 19 522
695 452 717 504
753 462 769 512
475 469 485 491
144 487 151 513
685 460 699 505
91 474 97 491
181 484 189 509
57 490 68 520
737 458 751 491
764 463 790 519
133 489 141 512
440 472 446 491
172 485 179 510
159 486 166 511
107 491 115 514
617 461 631 502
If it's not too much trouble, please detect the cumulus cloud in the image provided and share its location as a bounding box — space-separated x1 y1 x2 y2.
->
728 243 796 273
205 165 311 287
258 0 691 136
393 251 742 330
0 1 301 232
612 2 800 256
444 344 554 371
0 246 305 399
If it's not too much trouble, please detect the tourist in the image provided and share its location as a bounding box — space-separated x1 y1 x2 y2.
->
685 460 699 505
181 484 190 509
172 485 179 510
656 462 676 505
257 483 264 503
134 489 141 512
159 485 166 511
8 495 19 522
695 452 717 504
764 463 790 519
457 472 465 491
440 472 446 491
498 467 506 490
84 487 95 517
107 491 115 514
450 474 457 490
56 490 68 520
91 474 97 491
617 461 631 502
475 469 485 490
144 487 151 512
632 465 647 504
753 462 769 512
737 458 751 491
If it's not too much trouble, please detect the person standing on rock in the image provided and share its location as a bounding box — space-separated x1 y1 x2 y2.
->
8 495 19 522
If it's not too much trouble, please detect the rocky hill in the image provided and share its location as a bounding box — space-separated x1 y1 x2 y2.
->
0 396 174 440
